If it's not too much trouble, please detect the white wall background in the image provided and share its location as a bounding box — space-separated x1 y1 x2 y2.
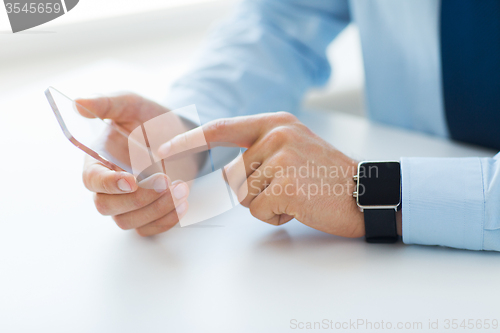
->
0 0 365 115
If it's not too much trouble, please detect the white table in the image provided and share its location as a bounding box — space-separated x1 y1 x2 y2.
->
1 65 499 333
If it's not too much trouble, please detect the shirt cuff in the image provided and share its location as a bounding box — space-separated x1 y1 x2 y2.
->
401 157 485 250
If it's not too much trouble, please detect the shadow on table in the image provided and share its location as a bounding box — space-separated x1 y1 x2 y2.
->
254 227 361 252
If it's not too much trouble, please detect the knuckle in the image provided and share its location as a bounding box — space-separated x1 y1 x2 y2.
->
123 93 143 108
240 195 251 208
241 201 251 209
140 215 178 237
151 195 171 217
112 215 130 230
136 229 147 237
273 111 298 124
236 183 250 206
82 167 97 191
100 175 113 194
82 170 90 189
171 132 189 152
249 201 279 226
126 93 141 103
278 126 298 140
249 202 260 219
264 127 288 146
103 96 113 111
93 193 109 215
276 174 293 188
294 122 314 135
130 192 149 209
266 126 297 145
271 150 293 167
136 228 150 237
267 219 280 226
171 209 181 224
249 200 266 222
206 119 228 138
159 216 178 233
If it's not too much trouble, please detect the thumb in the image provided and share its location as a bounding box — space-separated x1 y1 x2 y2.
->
75 94 144 122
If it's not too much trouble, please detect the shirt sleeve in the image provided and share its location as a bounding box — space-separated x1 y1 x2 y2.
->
401 153 500 251
164 0 351 124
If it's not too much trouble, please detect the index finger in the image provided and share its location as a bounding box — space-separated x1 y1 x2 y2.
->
157 114 267 159
83 156 138 194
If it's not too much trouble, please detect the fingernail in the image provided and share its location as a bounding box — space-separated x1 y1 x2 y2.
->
176 202 188 215
153 177 169 193
173 183 188 199
158 142 171 157
117 179 132 192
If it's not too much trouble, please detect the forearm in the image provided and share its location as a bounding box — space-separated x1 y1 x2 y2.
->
164 0 351 123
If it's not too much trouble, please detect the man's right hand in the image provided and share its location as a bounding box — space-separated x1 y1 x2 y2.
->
77 93 192 236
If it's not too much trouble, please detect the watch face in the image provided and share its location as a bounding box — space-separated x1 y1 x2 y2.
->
357 162 401 207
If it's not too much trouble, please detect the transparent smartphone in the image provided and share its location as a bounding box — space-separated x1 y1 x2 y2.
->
46 86 248 226
45 86 148 174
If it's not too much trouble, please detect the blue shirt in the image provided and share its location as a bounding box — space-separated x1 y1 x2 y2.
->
165 0 500 251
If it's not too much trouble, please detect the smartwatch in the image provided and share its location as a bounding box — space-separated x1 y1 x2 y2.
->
352 161 401 243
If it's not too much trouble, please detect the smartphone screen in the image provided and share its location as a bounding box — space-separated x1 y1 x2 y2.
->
45 86 144 174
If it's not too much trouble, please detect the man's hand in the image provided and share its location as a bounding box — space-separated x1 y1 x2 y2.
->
77 94 192 236
159 112 366 238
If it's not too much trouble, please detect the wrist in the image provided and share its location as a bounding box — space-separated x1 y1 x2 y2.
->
352 160 401 242
344 158 366 238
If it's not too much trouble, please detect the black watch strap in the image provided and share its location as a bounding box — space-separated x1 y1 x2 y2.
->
364 209 398 243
